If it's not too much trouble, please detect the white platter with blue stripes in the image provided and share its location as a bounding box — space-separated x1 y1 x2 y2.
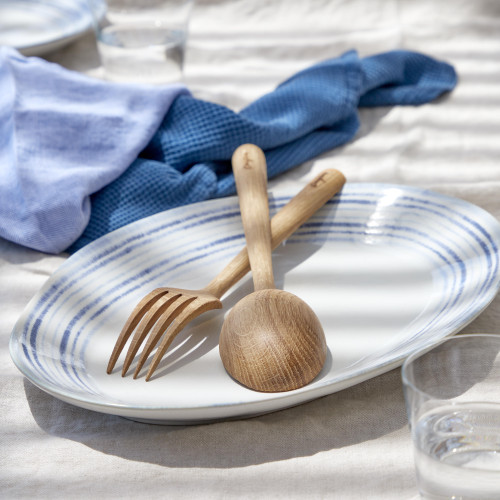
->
10 183 500 424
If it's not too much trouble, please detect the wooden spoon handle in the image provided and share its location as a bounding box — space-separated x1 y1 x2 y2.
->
204 166 346 298
232 144 275 291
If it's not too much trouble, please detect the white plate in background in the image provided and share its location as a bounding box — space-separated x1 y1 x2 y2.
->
0 0 93 56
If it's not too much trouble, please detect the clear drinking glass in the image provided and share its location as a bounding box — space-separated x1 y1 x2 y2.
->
87 0 193 84
402 334 500 499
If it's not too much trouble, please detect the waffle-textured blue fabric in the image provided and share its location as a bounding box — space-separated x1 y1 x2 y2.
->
70 49 456 252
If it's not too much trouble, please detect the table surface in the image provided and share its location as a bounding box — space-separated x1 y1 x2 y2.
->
3 1 500 498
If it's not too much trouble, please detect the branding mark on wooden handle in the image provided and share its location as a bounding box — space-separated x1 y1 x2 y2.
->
310 172 329 187
243 151 253 169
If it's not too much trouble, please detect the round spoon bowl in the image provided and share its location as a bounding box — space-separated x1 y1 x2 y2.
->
219 289 327 392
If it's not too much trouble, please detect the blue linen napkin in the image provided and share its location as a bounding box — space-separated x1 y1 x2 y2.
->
0 48 456 254
71 49 456 252
0 47 189 253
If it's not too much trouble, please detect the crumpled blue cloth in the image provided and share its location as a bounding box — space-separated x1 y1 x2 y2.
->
0 47 456 254
0 47 188 253
71 49 456 252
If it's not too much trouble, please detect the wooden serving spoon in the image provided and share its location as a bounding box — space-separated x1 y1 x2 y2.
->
219 144 331 392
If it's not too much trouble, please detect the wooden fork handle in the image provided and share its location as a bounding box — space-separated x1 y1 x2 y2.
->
232 144 275 291
204 163 346 298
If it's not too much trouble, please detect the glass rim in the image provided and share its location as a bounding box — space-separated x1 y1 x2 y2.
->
401 333 500 397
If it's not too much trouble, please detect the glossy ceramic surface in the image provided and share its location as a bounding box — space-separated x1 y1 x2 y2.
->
10 184 500 424
0 1 93 56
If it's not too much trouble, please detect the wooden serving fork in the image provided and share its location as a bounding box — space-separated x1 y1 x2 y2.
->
107 167 346 381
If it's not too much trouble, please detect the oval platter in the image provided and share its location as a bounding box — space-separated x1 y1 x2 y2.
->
10 183 500 424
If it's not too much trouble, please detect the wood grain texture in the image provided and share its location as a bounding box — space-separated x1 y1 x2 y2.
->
231 144 275 291
219 144 331 393
219 289 327 392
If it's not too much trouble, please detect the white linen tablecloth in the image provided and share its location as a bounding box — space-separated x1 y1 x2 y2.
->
2 1 500 498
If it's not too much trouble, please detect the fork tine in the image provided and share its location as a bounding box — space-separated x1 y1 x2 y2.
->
121 292 182 376
144 297 222 381
132 295 197 378
106 288 170 374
